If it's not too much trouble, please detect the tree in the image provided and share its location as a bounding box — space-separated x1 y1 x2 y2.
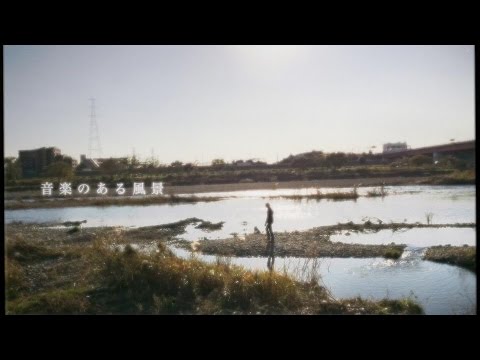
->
100 158 124 175
45 161 73 181
144 156 160 169
211 159 226 167
183 163 195 171
325 152 347 168
4 157 21 180
408 155 432 167
170 161 183 167
127 155 141 171
54 154 75 166
437 155 468 170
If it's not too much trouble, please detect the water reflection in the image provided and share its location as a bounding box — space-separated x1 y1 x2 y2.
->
167 246 476 315
6 186 475 236
5 186 476 235
5 184 476 315
266 238 275 272
331 227 476 247
267 253 275 272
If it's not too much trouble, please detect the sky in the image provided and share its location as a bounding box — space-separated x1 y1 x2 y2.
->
4 45 475 164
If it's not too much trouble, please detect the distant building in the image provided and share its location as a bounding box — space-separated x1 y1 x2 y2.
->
76 155 129 172
76 154 100 171
383 142 408 154
19 147 61 178
93 157 129 167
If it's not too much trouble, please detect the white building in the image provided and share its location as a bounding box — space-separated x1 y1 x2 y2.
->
383 142 408 153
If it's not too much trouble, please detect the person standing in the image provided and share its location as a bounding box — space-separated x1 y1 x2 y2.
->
265 203 274 243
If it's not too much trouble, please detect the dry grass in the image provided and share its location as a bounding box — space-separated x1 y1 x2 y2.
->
424 245 476 272
366 185 388 198
5 194 222 210
421 170 475 185
267 188 359 201
5 231 423 315
197 232 406 259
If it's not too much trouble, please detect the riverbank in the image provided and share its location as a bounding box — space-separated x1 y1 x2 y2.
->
424 245 476 272
5 194 222 210
3 176 415 201
5 224 423 314
196 232 406 259
5 175 475 210
193 222 475 258
6 166 474 192
6 220 475 262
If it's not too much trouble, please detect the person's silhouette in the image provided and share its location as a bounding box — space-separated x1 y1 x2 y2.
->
267 254 275 272
265 203 274 243
265 203 275 272
267 240 275 272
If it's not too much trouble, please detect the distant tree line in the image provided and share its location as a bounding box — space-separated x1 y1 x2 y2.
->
277 151 374 168
4 149 472 182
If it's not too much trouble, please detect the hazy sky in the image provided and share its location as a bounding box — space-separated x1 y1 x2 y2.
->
4 45 475 164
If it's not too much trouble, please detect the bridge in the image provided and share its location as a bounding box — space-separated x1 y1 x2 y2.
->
379 140 475 162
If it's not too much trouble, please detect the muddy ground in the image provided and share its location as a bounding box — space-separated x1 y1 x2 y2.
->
194 222 476 259
6 220 475 264
195 231 405 258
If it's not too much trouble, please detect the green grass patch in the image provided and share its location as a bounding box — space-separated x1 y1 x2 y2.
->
384 247 403 259
424 170 475 185
6 238 65 263
7 288 91 315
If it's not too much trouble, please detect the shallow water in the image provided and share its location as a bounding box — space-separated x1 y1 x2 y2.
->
167 246 476 315
5 185 476 242
5 185 476 315
331 227 476 247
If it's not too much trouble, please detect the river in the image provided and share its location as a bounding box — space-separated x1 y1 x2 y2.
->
5 184 476 314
